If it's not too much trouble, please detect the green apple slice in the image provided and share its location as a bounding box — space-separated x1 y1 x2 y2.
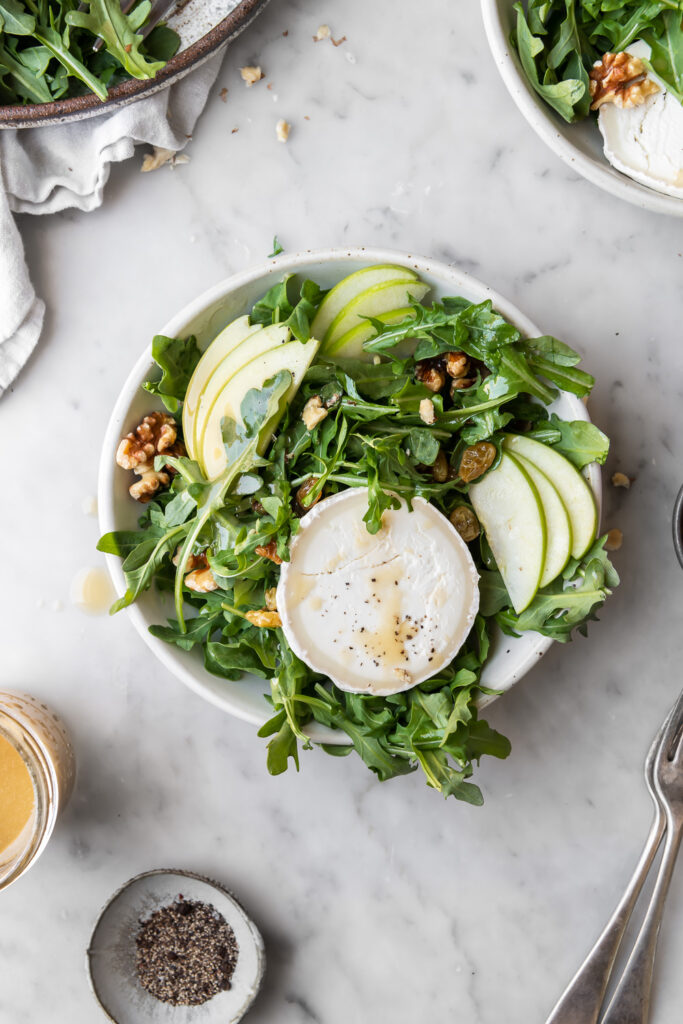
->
323 279 430 350
469 452 547 614
311 264 418 342
325 306 415 359
200 336 320 480
507 452 572 587
503 434 597 559
188 323 290 462
183 316 260 455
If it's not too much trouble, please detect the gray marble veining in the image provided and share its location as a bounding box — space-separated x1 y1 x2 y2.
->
1 1 683 1022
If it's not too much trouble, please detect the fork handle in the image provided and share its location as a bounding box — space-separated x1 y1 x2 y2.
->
599 816 683 1024
544 806 665 1024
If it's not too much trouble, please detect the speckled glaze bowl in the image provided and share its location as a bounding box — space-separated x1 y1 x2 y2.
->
0 0 271 129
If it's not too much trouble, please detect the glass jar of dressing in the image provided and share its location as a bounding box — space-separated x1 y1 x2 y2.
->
0 691 75 892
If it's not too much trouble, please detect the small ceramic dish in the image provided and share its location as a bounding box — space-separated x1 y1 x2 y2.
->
98 246 602 740
87 868 265 1024
480 0 683 217
0 0 271 129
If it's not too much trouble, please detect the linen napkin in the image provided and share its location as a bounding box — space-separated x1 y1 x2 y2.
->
0 50 224 397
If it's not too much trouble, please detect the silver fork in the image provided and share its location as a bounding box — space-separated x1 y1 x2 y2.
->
544 715 668 1024
599 689 683 1024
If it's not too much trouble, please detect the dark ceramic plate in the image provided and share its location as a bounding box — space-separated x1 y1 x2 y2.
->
0 0 270 129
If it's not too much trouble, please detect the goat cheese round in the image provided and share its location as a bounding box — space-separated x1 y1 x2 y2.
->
277 488 480 695
598 43 683 198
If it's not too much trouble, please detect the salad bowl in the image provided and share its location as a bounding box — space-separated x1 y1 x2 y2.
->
98 247 602 744
480 0 683 217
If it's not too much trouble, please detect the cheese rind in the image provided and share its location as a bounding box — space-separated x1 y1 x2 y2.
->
277 488 480 695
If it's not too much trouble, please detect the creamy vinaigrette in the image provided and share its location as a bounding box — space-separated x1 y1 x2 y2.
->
0 733 34 854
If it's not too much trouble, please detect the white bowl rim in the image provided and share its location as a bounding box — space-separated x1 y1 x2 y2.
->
98 245 601 739
480 0 683 217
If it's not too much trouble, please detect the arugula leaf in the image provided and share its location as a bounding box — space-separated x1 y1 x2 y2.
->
66 0 165 80
527 413 609 467
268 235 284 257
142 335 202 414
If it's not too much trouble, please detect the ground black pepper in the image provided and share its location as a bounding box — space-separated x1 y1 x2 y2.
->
135 897 239 1006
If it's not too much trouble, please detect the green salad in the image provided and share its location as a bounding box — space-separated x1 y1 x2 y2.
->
0 0 179 105
513 0 683 122
99 265 618 804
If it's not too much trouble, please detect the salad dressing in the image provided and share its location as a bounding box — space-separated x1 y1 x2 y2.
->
0 734 34 855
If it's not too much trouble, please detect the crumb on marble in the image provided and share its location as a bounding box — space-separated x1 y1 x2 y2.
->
141 147 190 172
605 528 623 551
219 87 228 102
314 24 330 41
611 472 631 489
240 65 263 86
276 118 291 142
332 35 347 47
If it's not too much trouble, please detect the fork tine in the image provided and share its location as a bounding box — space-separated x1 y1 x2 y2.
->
658 689 683 763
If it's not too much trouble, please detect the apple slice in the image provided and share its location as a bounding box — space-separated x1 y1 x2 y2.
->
507 452 572 587
310 264 418 342
503 434 597 559
323 279 430 351
183 316 260 452
187 323 290 462
325 306 415 359
199 336 320 479
469 452 546 613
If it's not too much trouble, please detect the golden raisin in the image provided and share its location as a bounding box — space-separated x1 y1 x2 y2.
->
294 476 322 515
458 442 497 483
431 450 449 483
450 505 480 542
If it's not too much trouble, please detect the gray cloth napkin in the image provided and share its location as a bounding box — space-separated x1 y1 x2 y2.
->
0 50 224 397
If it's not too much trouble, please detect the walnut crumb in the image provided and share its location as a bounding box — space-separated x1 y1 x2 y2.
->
219 87 228 102
255 541 282 564
240 65 263 86
276 118 291 142
245 609 282 628
611 472 631 489
314 24 331 41
185 567 218 593
302 395 327 430
419 398 436 425
141 147 190 172
589 52 659 110
605 528 623 551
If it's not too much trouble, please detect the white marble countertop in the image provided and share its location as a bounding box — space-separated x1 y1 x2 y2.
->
2 1 683 1021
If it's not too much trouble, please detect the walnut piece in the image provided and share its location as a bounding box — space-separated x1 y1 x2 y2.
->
419 398 436 425
450 377 475 396
185 567 219 593
302 395 328 430
415 359 446 393
446 352 470 378
256 541 282 564
589 52 659 110
240 65 263 86
245 609 282 628
116 412 183 503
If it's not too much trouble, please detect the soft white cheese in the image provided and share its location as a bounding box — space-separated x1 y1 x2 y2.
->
277 488 480 696
598 42 683 198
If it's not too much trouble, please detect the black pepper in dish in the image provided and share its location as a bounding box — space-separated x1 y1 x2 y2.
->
135 897 238 1006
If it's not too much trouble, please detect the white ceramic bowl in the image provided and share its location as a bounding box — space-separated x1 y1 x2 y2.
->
481 0 683 217
98 247 602 742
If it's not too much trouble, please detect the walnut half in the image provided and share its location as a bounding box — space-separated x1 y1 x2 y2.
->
589 52 659 110
116 412 184 503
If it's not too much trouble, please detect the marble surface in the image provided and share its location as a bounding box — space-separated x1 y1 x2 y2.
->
2 1 683 1021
